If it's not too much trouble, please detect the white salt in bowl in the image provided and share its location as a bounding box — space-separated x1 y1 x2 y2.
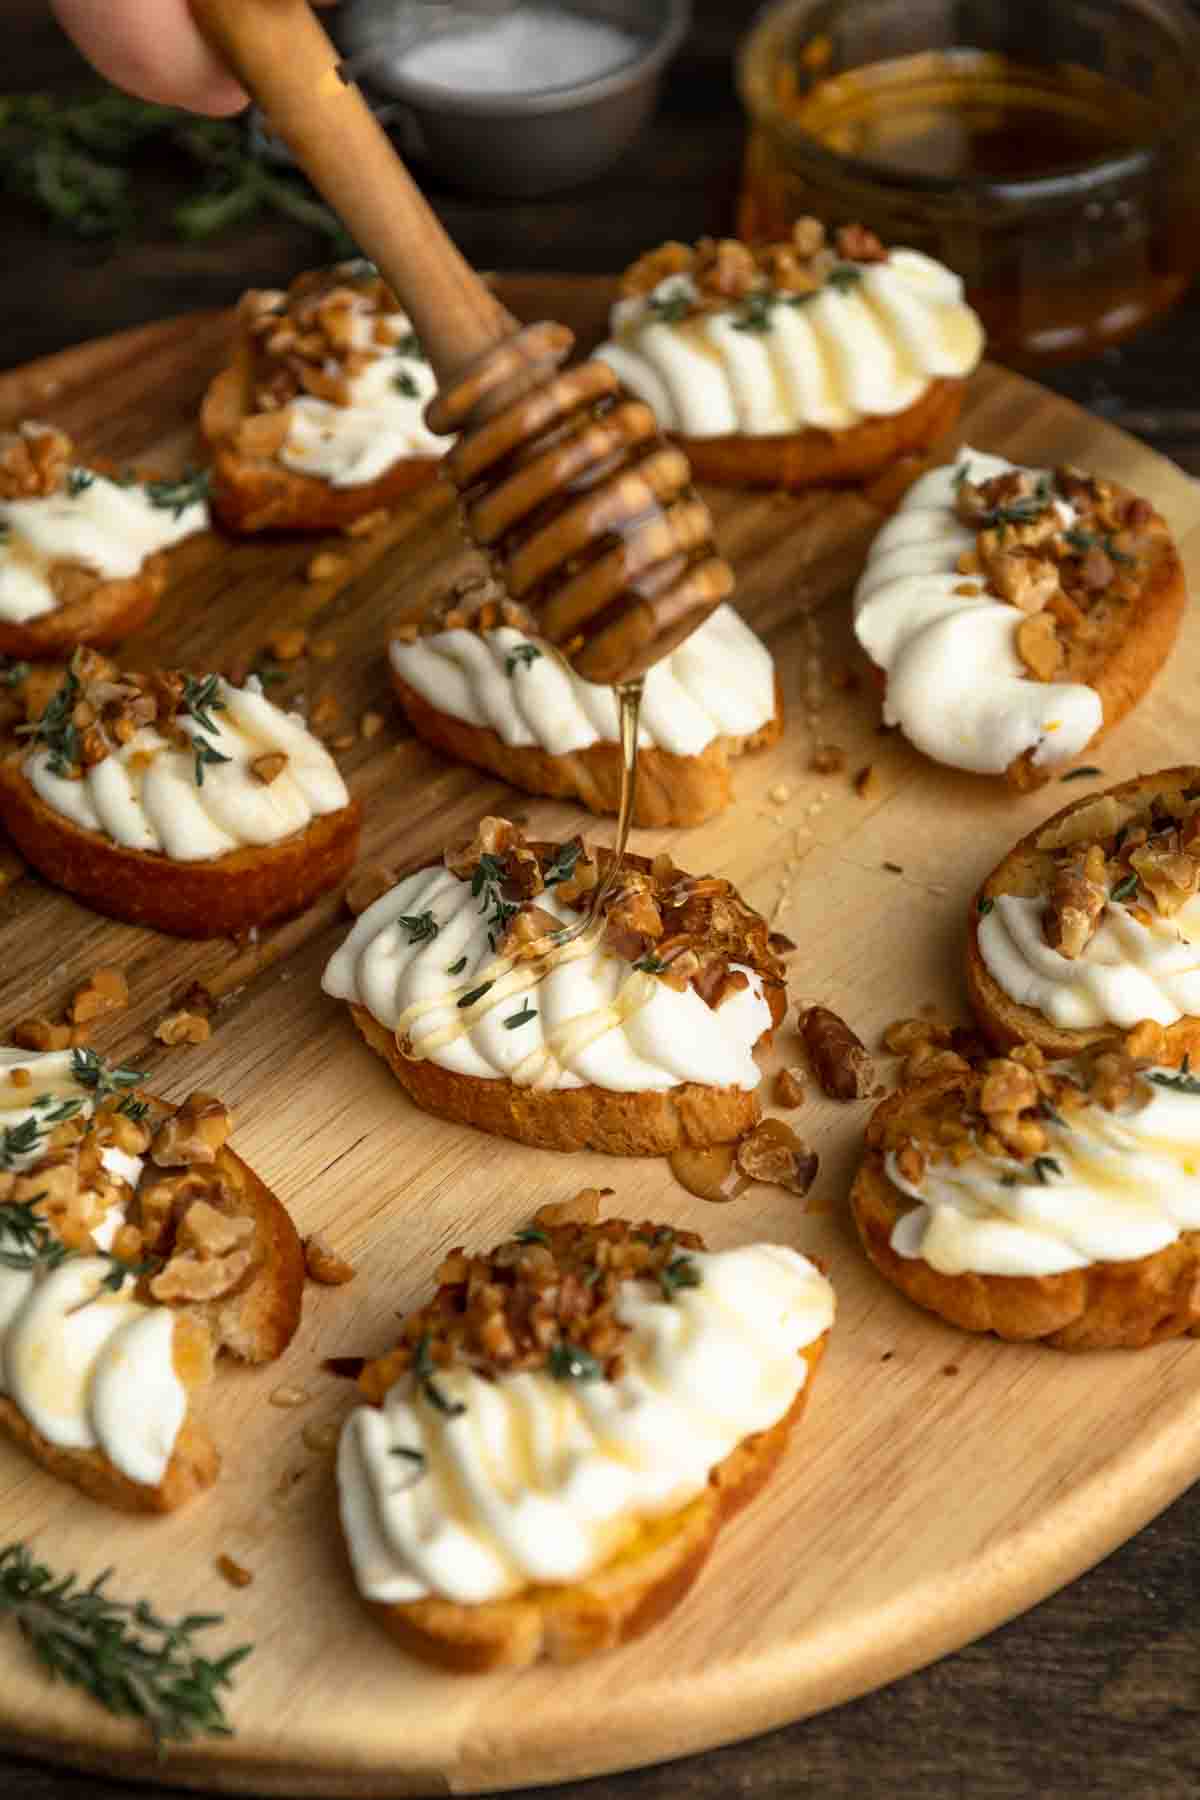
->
338 0 692 197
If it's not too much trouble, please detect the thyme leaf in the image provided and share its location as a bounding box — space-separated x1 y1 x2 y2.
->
397 910 439 945
826 263 863 293
978 896 995 916
513 1227 549 1246
504 643 542 676
1061 766 1103 782
66 468 95 498
1032 1155 1062 1184
412 1334 465 1418
541 840 582 889
17 664 81 776
1147 1067 1200 1095
0 1543 250 1743
1110 872 1140 904
634 954 667 974
144 467 210 517
646 289 691 324
503 1002 537 1029
657 1255 702 1300
457 981 494 1010
391 369 418 398
446 956 468 976
70 1047 144 1103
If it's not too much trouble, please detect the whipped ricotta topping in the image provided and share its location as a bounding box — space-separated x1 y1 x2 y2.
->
279 308 449 485
0 1046 180 1487
322 864 772 1093
27 678 350 862
338 1243 834 1605
979 891 1200 1031
889 1066 1200 1276
0 470 208 623
853 449 1100 775
389 602 776 758
595 252 983 438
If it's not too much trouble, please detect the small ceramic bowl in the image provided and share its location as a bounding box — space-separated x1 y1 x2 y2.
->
337 0 692 198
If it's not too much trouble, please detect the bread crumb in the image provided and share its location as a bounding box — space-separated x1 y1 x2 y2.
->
306 553 348 584
311 636 338 659
216 1555 254 1590
344 507 389 537
775 1067 806 1107
768 782 792 805
330 733 355 751
13 1017 71 1051
360 710 384 740
810 745 845 775
310 692 340 732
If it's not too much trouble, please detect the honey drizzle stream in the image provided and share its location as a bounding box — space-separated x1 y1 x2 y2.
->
554 675 644 950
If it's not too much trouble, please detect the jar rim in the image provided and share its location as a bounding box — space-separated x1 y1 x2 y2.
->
738 0 1200 213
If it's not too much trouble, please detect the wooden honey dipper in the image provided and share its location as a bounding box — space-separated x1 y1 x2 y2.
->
191 0 735 687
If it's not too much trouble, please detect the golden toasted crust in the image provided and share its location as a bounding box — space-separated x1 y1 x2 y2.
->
0 1401 219 1515
1003 528 1185 791
966 765 1200 1058
201 366 439 535
670 377 965 491
851 1075 1200 1349
0 553 167 660
365 1333 826 1671
0 755 361 938
389 660 784 827
0 1140 303 1512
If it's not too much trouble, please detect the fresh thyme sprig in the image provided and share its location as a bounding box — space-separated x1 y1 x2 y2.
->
179 673 231 788
70 1046 144 1105
17 664 81 776
0 1544 251 1744
541 840 582 889
412 1334 466 1418
0 1198 69 1273
145 468 210 518
471 852 518 951
397 910 439 945
1147 1063 1200 1095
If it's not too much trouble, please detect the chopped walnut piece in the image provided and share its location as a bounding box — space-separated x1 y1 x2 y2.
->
0 422 72 499
978 1056 1047 1156
790 216 826 258
1079 546 1115 591
895 1142 927 1185
445 816 522 879
498 904 560 958
178 1200 254 1258
12 1017 71 1052
1125 1019 1169 1064
267 627 308 662
155 1009 212 1047
619 240 695 298
801 1005 874 1100
1129 838 1200 917
1043 846 1107 958
151 1245 254 1303
346 864 396 915
344 507 389 538
304 1233 356 1285
8 1068 29 1088
1016 610 1063 680
310 692 340 733
1088 1050 1139 1109
251 752 288 785
306 553 349 584
882 1017 951 1055
735 1121 819 1195
987 547 1061 616
774 1067 806 1107
70 966 128 1025
151 1093 232 1167
694 236 759 299
532 1188 611 1229
835 223 887 262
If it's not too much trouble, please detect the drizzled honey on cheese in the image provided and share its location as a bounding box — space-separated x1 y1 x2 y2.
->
18 648 349 861
854 451 1165 778
390 597 776 760
595 221 983 437
0 422 208 623
979 776 1200 1033
233 263 448 485
322 818 782 1094
876 1041 1200 1277
339 1204 834 1606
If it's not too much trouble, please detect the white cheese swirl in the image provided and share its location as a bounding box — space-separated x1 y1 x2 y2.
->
889 1067 1200 1276
322 864 772 1093
0 469 208 623
389 602 776 758
27 678 350 862
338 1243 834 1606
279 308 449 485
0 1047 180 1488
979 891 1200 1030
853 448 1100 776
595 252 983 438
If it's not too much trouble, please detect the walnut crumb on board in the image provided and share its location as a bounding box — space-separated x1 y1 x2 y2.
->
216 1556 254 1590
267 627 308 661
304 1234 356 1285
155 1009 211 1047
306 553 348 583
70 966 128 1024
775 1067 806 1107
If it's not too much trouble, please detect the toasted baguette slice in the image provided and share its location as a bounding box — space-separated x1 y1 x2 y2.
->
331 827 787 1155
203 368 440 534
0 1097 305 1512
0 553 167 661
367 1335 826 1672
0 759 361 938
672 377 966 493
390 661 784 828
350 1000 773 1155
967 766 1200 1059
852 1067 1200 1350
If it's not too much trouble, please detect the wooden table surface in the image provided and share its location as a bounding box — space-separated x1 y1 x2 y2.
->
3 4 1200 1798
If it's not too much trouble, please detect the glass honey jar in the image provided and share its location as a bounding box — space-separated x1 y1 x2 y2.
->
737 0 1200 367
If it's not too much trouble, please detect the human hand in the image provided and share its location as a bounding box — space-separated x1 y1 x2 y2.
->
50 0 337 117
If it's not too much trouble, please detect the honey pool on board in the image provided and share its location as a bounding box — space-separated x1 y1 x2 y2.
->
739 47 1200 362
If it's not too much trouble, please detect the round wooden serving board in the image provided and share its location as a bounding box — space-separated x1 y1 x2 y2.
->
0 277 1198 1797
